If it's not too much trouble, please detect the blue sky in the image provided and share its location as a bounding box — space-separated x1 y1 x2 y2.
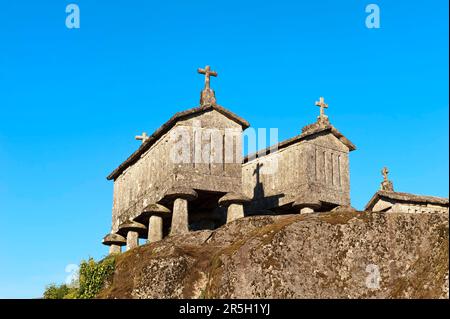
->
0 0 448 298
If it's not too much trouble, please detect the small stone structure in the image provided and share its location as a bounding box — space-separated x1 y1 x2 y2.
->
365 168 449 214
102 66 449 253
242 106 355 214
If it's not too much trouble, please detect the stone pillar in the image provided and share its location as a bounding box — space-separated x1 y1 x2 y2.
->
164 187 197 236
293 196 321 215
138 203 171 243
219 192 251 224
300 207 314 214
118 220 146 251
126 230 139 251
226 203 245 223
148 214 163 243
102 233 126 255
171 198 189 236
109 244 121 255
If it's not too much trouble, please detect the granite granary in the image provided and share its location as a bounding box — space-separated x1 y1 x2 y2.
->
102 66 449 255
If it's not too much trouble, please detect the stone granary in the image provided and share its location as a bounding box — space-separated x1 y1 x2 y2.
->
102 65 356 254
365 167 449 214
101 65 447 254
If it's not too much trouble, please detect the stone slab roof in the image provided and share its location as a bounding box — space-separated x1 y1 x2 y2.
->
365 190 449 211
107 104 250 181
243 122 356 163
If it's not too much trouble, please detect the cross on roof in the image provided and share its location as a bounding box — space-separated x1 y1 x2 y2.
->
382 167 389 181
315 97 328 118
135 132 149 144
197 65 217 90
380 166 394 191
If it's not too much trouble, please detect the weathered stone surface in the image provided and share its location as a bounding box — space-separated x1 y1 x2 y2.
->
99 211 449 299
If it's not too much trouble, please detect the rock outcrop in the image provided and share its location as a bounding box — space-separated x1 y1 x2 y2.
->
98 211 449 299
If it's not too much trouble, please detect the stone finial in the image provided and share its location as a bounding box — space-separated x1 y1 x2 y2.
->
315 97 328 120
198 65 218 106
302 97 331 133
380 167 394 191
135 132 150 144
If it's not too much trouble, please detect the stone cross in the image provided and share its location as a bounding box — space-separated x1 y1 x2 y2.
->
382 167 389 181
380 166 394 191
197 65 217 90
315 97 328 118
135 132 149 144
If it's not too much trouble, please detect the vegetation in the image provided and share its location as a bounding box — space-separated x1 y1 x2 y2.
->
43 284 78 299
43 256 116 299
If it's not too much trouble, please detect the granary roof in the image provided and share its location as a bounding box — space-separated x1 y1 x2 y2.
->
365 190 449 211
243 119 356 163
107 103 250 181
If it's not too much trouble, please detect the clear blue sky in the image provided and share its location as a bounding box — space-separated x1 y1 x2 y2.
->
0 0 448 298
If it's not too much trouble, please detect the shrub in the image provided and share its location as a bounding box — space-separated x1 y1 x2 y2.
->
43 284 77 299
77 256 115 299
43 255 115 299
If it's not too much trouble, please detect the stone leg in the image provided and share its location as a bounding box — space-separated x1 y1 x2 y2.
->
300 207 314 214
148 215 163 243
226 203 244 223
109 244 121 255
126 230 139 251
170 198 189 236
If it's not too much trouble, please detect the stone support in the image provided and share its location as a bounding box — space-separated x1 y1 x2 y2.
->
126 230 139 251
170 197 189 236
148 214 163 242
293 195 321 214
226 203 245 223
136 203 171 243
300 207 314 214
219 192 251 224
162 187 198 236
102 233 126 255
109 244 121 254
117 220 147 251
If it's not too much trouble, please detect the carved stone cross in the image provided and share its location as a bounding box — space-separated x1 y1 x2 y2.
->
315 97 328 118
198 65 218 106
135 132 149 144
382 167 389 181
197 65 217 90
380 166 394 191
